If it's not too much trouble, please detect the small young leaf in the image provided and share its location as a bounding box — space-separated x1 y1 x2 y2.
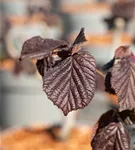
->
91 110 130 150
43 51 96 115
111 56 135 111
72 27 87 46
71 27 87 54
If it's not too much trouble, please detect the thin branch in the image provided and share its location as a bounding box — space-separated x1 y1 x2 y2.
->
96 69 105 79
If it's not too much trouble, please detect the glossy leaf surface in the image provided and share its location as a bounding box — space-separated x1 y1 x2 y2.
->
111 56 135 110
43 51 96 115
91 110 130 150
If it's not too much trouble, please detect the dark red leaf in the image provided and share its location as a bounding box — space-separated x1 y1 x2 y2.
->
114 123 130 150
36 59 45 77
36 56 56 77
43 51 96 115
91 110 130 150
105 72 116 95
119 109 135 125
71 27 87 54
72 27 87 46
20 28 96 115
111 56 135 111
20 36 68 60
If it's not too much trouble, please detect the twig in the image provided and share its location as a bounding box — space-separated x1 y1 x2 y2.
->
96 69 105 78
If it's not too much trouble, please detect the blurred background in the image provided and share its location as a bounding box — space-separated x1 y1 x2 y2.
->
0 0 135 149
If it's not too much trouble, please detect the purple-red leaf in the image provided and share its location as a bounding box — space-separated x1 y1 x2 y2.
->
36 59 45 77
36 56 55 77
91 110 130 150
20 36 68 60
111 56 135 111
20 28 96 115
43 51 96 115
119 109 135 125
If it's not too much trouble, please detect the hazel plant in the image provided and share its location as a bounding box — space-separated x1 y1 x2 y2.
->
20 28 135 149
